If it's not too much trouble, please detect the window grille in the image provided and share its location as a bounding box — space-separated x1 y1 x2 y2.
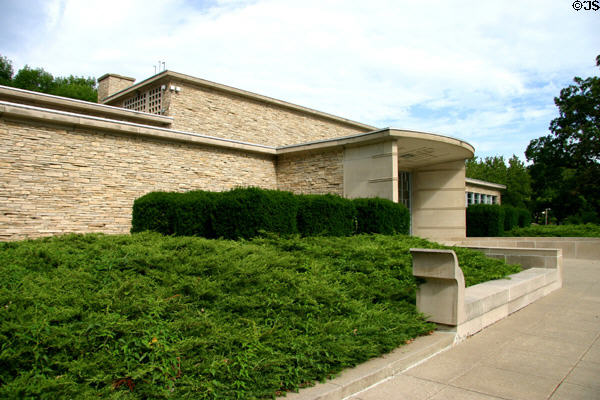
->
122 86 163 115
123 92 147 112
147 87 163 114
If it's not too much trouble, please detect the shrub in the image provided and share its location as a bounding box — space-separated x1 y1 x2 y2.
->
131 192 180 235
517 208 531 228
507 223 600 237
173 190 217 237
132 189 414 239
466 204 504 237
212 187 298 239
354 197 410 235
0 233 521 398
502 205 519 231
297 194 356 236
131 191 216 237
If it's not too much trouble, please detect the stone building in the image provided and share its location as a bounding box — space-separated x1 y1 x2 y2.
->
0 70 476 241
465 178 506 206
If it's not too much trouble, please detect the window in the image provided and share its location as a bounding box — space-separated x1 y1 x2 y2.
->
466 191 500 207
399 171 411 209
467 192 474 206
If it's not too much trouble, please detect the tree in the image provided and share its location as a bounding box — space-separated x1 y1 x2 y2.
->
51 75 98 102
465 155 531 209
12 65 55 93
466 156 507 185
504 156 532 210
0 55 13 86
0 54 97 102
526 54 600 224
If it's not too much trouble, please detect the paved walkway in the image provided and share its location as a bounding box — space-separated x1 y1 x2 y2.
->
349 259 600 400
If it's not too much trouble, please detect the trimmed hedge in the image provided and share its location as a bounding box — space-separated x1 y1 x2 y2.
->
296 194 356 236
131 188 411 239
467 204 532 237
502 205 519 232
517 208 531 228
507 223 600 237
354 197 410 235
131 192 181 235
212 187 298 239
466 204 505 237
173 190 217 237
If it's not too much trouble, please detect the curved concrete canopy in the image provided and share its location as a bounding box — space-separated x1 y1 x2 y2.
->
389 129 475 169
278 128 475 168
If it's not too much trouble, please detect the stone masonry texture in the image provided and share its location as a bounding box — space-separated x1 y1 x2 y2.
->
276 150 344 196
0 119 276 241
165 81 370 146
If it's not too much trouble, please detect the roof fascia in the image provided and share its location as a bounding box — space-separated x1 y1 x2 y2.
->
0 85 172 126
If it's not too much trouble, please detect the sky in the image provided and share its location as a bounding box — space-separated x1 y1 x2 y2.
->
1 0 598 160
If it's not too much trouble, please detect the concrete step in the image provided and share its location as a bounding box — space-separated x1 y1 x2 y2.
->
279 331 455 400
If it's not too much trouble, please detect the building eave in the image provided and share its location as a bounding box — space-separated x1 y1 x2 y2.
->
0 101 275 156
465 177 507 190
0 85 173 127
277 127 475 167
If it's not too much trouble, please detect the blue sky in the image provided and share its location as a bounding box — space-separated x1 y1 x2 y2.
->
1 0 598 160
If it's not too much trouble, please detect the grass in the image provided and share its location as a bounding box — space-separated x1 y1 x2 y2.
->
507 223 600 237
0 233 521 399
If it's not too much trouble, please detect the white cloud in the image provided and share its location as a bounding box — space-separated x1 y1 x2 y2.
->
2 0 598 159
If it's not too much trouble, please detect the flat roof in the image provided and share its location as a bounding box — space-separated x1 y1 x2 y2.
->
466 177 507 190
1 100 474 165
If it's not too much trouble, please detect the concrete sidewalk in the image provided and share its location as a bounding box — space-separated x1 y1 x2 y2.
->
349 258 600 400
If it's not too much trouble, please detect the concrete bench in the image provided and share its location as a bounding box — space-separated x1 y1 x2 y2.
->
411 247 563 339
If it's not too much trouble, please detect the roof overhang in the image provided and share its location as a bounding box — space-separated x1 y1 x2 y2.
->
465 177 507 190
278 128 475 167
1 100 475 167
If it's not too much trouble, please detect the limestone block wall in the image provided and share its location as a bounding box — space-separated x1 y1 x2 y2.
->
165 80 370 146
276 149 344 196
0 119 276 241
98 74 136 102
459 237 600 260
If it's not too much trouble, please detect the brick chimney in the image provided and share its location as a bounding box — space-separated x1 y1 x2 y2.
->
97 73 135 103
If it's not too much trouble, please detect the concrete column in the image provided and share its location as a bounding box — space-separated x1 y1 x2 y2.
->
343 140 398 201
411 160 466 240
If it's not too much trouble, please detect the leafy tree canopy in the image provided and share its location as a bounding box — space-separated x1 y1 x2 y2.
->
525 54 600 224
0 55 13 86
465 155 532 209
0 55 97 102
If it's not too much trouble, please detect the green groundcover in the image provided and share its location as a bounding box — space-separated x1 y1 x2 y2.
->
0 233 520 399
